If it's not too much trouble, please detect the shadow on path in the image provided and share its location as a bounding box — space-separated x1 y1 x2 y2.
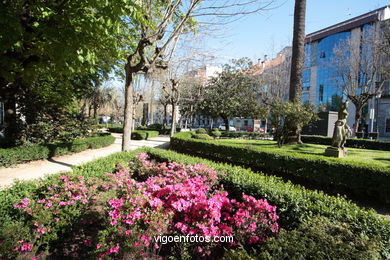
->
47 158 74 168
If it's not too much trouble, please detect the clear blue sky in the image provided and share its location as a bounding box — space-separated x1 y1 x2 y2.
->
207 0 389 64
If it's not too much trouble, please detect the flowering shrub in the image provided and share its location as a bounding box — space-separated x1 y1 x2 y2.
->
9 153 279 259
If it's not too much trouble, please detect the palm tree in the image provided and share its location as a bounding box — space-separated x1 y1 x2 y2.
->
289 0 306 102
86 83 114 120
281 0 306 145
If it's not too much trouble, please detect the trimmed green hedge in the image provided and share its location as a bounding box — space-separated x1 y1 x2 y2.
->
107 126 123 133
107 127 159 140
143 148 390 257
302 135 390 151
131 130 159 140
192 133 213 140
170 132 390 206
221 131 272 139
0 134 115 167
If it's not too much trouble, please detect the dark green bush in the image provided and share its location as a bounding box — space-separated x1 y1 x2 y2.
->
16 113 98 146
192 133 213 140
221 131 271 139
144 148 390 257
301 135 390 151
0 134 115 167
170 132 390 205
258 216 382 259
131 130 159 140
195 128 207 134
211 130 222 138
356 132 364 138
108 126 123 133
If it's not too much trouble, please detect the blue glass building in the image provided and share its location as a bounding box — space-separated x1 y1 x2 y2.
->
303 6 390 136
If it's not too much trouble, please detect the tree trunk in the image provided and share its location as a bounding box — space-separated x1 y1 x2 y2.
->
170 104 176 137
284 0 306 145
3 93 17 145
163 104 167 127
93 104 98 120
223 117 229 132
122 67 133 151
353 104 363 135
150 80 155 124
142 103 148 126
289 0 306 102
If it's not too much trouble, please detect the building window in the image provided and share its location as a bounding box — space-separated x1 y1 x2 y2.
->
386 119 390 133
244 120 248 126
319 84 324 102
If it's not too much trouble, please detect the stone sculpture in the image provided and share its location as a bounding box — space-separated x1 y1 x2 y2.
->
325 101 350 158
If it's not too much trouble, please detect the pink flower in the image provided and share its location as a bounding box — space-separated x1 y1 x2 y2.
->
97 243 102 249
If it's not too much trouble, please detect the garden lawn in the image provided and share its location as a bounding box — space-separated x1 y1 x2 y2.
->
216 139 390 169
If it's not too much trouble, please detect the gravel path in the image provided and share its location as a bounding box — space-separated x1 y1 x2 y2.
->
0 134 170 189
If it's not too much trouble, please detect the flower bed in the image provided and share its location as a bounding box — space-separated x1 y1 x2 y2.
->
2 153 279 259
0 134 115 167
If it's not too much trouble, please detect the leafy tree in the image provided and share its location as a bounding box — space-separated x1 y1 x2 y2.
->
200 58 264 130
270 101 317 146
0 0 142 143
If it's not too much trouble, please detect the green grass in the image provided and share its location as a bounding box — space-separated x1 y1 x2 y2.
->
216 139 390 169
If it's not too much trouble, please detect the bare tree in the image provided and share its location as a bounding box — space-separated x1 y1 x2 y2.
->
333 25 390 135
256 48 291 106
121 0 276 151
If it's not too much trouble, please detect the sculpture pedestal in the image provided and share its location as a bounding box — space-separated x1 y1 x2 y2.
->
325 147 347 158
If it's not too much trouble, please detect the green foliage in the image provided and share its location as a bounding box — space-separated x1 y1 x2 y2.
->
301 135 390 151
17 112 98 146
199 59 264 121
211 130 222 138
195 128 207 134
270 101 318 145
258 216 382 259
144 148 390 257
0 134 115 167
192 133 213 140
170 132 390 205
130 130 159 140
221 131 271 139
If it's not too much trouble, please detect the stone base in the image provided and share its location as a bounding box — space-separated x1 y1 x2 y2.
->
325 147 347 158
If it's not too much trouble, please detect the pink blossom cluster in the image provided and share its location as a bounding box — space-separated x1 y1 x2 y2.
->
105 153 279 257
12 175 97 258
10 153 279 258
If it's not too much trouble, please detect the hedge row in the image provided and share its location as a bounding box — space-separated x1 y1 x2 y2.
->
0 134 115 167
107 127 159 140
132 130 159 140
144 148 390 257
0 148 388 257
221 131 272 139
302 134 390 151
170 132 390 206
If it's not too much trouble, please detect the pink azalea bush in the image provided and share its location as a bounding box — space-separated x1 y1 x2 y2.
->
10 153 279 259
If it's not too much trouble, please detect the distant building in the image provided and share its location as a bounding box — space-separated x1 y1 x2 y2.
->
303 6 390 137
